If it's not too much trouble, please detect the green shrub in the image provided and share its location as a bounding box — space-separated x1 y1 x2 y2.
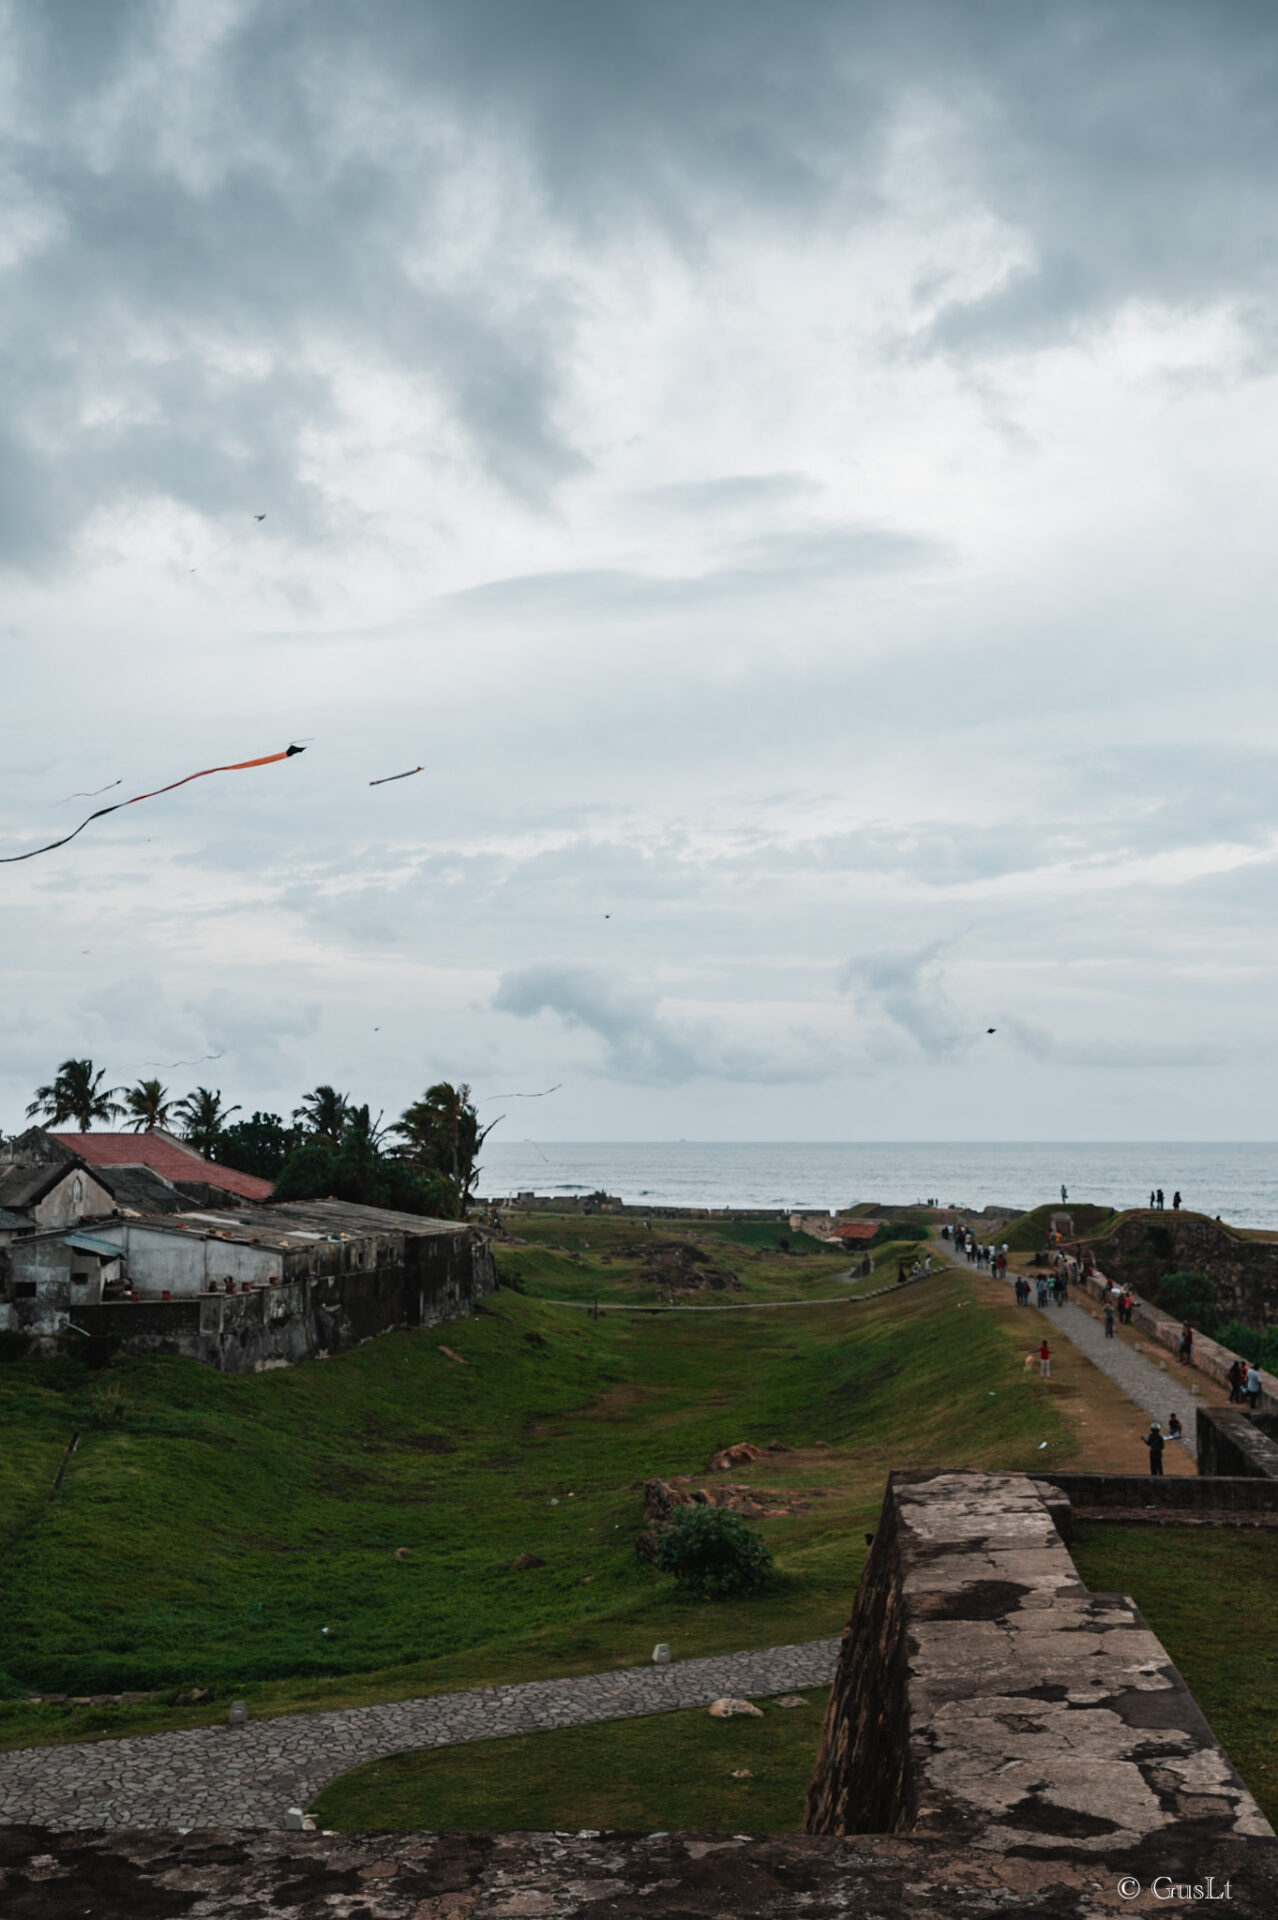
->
1153 1270 1218 1333
654 1505 776 1599
873 1220 930 1246
1217 1321 1278 1371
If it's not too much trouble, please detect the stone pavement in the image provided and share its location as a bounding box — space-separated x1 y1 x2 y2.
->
0 1639 839 1832
1000 1275 1203 1457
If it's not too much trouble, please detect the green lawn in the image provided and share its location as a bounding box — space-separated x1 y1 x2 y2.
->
311 1690 830 1832
0 1219 1065 1753
1070 1523 1278 1829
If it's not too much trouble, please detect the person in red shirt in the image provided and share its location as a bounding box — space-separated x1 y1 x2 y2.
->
1039 1339 1051 1379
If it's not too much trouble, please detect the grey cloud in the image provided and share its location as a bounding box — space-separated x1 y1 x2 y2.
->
1003 1017 1228 1072
8 2 1277 569
839 942 974 1058
493 961 836 1085
447 521 942 618
637 473 821 513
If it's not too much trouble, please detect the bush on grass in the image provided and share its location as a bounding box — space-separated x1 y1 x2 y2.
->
1217 1321 1278 1373
1153 1270 1218 1333
654 1505 776 1599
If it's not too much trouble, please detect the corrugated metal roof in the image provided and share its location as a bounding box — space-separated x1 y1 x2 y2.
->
62 1231 125 1256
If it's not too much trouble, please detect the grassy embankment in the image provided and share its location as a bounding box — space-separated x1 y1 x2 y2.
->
0 1215 1057 1752
312 1688 833 1833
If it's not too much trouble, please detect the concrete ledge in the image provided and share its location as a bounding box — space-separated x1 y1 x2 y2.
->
806 1469 1273 1855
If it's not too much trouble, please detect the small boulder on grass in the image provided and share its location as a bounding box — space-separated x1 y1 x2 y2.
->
510 1552 546 1572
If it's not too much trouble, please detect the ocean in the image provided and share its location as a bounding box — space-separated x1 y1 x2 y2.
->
477 1140 1278 1229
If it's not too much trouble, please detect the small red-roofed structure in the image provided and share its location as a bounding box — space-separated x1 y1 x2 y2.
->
50 1129 273 1203
832 1220 879 1243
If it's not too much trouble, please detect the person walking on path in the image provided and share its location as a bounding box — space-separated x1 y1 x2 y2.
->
1179 1321 1194 1366
1142 1422 1166 1476
1104 1303 1115 1338
1120 1291 1133 1327
1039 1338 1051 1379
1246 1363 1262 1410
1228 1358 1245 1404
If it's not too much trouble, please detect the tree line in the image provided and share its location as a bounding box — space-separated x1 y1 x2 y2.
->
19 1058 494 1220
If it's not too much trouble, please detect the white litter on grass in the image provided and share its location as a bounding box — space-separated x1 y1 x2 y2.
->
1038 1441 1048 1449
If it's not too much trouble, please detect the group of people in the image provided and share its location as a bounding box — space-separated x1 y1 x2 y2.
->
1015 1273 1067 1308
1227 1357 1264 1408
1147 1189 1182 1211
944 1226 1009 1277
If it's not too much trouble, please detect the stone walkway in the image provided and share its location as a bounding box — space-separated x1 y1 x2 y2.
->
999 1274 1202 1457
0 1640 839 1832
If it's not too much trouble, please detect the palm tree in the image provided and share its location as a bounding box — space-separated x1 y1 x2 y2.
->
26 1059 123 1132
172 1086 240 1158
292 1085 351 1147
391 1081 496 1219
122 1078 173 1133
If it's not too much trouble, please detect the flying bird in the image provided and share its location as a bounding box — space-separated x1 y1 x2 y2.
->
370 766 423 786
986 1027 996 1034
0 745 305 865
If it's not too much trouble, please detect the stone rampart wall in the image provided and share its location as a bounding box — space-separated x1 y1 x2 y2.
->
806 1469 1272 1854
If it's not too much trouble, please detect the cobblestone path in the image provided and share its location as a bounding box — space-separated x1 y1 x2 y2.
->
0 1639 839 1832
1000 1278 1202 1458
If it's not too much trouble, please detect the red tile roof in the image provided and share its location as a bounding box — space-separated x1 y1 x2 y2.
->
51 1131 273 1202
833 1220 879 1241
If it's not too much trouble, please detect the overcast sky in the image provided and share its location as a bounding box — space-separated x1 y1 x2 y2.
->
4 0 1278 1144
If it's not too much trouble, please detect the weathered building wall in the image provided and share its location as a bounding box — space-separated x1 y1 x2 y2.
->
806 1470 1272 1853
72 1228 494 1371
31 1169 115 1229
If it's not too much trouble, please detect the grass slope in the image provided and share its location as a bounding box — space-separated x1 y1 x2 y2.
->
311 1689 831 1833
0 1248 1068 1751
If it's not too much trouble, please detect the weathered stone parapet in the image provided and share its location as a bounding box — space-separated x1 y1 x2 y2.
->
4 1824 1277 1919
806 1469 1273 1856
1196 1407 1278 1478
1034 1468 1278 1513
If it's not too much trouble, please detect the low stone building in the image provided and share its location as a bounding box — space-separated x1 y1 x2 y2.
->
0 1198 494 1370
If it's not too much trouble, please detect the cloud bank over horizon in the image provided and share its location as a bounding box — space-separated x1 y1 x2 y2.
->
4 1 1278 1144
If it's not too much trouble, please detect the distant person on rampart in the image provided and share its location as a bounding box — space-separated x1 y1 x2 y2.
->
1179 1322 1194 1365
1173 1191 1182 1211
1104 1303 1115 1338
1120 1291 1134 1326
1228 1358 1245 1404
1168 1411 1183 1440
1061 1184 1068 1203
1142 1423 1165 1476
1156 1188 1165 1210
1246 1363 1262 1409
1039 1339 1051 1379
1149 1190 1155 1209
